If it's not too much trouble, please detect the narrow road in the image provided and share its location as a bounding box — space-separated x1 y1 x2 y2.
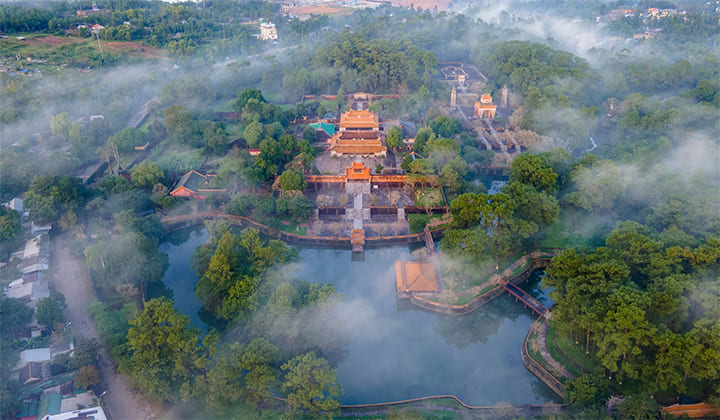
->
51 237 153 420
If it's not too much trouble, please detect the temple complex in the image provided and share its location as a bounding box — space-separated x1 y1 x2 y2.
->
474 94 497 120
329 110 386 157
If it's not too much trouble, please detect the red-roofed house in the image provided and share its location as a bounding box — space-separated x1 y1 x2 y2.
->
169 170 226 200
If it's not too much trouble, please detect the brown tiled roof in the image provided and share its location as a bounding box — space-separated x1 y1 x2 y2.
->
337 131 381 140
332 144 386 155
340 110 379 129
395 260 439 292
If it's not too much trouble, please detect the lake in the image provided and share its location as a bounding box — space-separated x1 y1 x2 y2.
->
159 227 559 406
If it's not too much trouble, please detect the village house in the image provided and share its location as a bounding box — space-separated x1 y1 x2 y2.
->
3 277 49 307
169 170 226 199
42 404 108 420
90 24 105 35
260 22 278 40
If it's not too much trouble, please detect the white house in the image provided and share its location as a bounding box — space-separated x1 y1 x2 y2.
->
260 22 278 40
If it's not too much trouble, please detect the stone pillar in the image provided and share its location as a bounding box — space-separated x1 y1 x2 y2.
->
450 86 456 109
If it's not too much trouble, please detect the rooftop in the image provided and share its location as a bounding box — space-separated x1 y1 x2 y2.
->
395 260 439 293
340 110 379 130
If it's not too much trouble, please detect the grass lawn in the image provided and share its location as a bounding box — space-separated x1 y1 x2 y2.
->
547 325 602 376
170 401 283 420
278 223 307 236
526 332 563 382
448 284 497 305
414 188 444 206
540 218 591 250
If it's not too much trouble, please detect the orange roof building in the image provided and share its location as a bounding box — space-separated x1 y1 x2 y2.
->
345 161 371 180
474 94 496 120
330 110 386 157
169 170 226 199
395 260 439 295
339 110 379 131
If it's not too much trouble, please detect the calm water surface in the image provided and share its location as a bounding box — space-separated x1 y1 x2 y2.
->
159 227 559 405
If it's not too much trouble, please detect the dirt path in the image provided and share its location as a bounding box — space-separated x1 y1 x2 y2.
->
51 237 154 420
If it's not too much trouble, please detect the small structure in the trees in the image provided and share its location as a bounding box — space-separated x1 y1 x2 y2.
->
169 170 226 199
259 22 278 40
474 94 497 120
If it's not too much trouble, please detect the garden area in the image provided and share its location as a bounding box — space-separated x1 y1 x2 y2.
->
414 187 445 207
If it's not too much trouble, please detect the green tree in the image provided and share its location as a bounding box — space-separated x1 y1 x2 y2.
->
84 232 167 300
303 126 317 143
195 229 296 320
24 176 85 224
504 181 559 226
109 128 146 153
0 207 20 241
164 105 193 137
0 297 33 339
564 374 610 406
509 154 558 192
278 169 306 192
50 112 70 140
130 162 165 188
386 126 403 149
233 88 266 112
240 338 281 409
67 338 100 371
428 115 461 138
618 393 659 420
126 298 205 402
35 292 67 329
75 365 101 390
450 193 483 229
413 127 434 154
564 160 627 211
281 352 343 419
243 121 265 148
277 190 314 225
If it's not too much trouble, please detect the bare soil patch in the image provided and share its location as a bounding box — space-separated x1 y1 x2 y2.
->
24 36 83 47
101 41 167 59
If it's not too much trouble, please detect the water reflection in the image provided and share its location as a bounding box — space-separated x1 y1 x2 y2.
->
159 229 560 405
433 299 523 350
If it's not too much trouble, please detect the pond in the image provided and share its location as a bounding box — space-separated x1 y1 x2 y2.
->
159 227 559 406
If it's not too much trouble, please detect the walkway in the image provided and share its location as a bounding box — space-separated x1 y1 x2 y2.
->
504 282 547 317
